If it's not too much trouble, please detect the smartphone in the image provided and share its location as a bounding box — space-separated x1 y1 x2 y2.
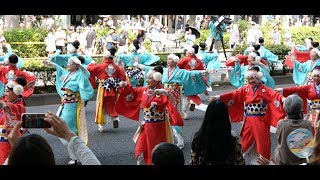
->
21 113 51 128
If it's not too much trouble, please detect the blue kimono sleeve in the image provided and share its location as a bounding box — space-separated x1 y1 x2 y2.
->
53 62 68 97
117 53 133 66
206 53 221 70
261 48 279 63
50 54 71 68
139 53 160 66
293 60 309 85
78 72 94 102
180 70 207 96
230 62 245 88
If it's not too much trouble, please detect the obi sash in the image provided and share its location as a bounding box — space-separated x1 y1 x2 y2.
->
245 101 267 116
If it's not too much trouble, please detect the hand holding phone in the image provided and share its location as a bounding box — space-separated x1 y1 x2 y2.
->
21 113 52 128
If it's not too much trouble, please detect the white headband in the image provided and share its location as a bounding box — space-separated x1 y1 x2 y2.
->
147 70 162 82
245 70 263 79
167 54 179 63
311 48 320 57
248 52 262 62
68 57 81 66
6 81 24 95
312 68 320 76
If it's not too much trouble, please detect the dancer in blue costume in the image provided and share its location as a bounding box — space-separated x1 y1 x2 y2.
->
49 40 93 69
243 39 279 64
291 48 320 85
43 57 94 146
116 39 160 87
230 51 275 89
196 42 221 86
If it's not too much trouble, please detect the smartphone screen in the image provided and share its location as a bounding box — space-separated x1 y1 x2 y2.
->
21 113 51 128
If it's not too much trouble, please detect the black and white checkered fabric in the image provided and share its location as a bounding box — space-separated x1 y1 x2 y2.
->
126 67 144 80
101 78 122 92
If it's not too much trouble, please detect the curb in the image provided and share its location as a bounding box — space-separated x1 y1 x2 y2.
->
26 75 294 107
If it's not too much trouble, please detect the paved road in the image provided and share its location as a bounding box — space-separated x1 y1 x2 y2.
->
26 83 294 165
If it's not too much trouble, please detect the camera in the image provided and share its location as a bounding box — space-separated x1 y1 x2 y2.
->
224 18 234 25
21 113 51 128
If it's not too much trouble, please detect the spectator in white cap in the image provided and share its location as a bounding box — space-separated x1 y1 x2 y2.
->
104 26 120 52
42 56 94 165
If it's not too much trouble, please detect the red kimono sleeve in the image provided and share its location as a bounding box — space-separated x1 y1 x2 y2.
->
166 97 183 126
16 71 36 98
282 85 309 113
115 84 143 121
265 87 286 127
219 87 245 123
6 102 26 121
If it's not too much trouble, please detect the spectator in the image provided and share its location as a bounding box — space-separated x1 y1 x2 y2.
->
151 142 185 165
45 27 56 57
55 25 67 54
5 112 101 165
229 23 239 49
190 100 245 165
85 25 97 55
257 94 313 165
272 28 281 45
104 26 120 51
273 94 313 165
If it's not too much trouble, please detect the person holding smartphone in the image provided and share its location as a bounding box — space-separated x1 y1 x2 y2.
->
43 56 94 165
0 78 25 164
4 112 100 165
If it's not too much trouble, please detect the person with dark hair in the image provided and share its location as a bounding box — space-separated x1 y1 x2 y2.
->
276 66 320 134
153 65 163 75
0 54 35 99
116 39 160 87
4 112 100 165
42 57 94 165
87 46 126 132
117 70 183 165
210 67 286 164
9 133 55 165
191 100 244 165
251 37 280 64
0 42 24 69
152 142 185 165
229 50 275 89
0 77 26 164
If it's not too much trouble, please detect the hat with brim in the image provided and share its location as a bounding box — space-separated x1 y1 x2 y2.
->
110 26 116 30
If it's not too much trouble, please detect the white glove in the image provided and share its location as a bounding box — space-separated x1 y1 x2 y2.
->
119 81 128 88
42 60 54 67
275 88 283 92
154 89 168 96
0 100 7 109
133 62 139 67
